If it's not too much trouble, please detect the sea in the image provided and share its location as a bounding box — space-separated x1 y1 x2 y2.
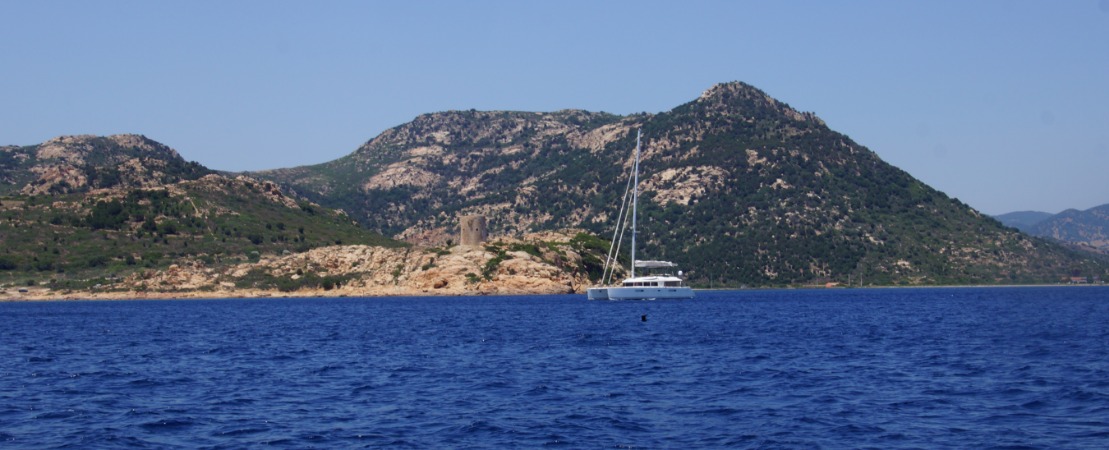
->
2 287 1109 449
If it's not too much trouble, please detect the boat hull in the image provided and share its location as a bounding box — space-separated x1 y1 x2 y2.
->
587 286 694 300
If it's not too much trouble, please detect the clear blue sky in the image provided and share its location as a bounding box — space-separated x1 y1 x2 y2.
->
2 1 1107 215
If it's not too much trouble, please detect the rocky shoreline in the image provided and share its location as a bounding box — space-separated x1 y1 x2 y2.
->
0 285 581 302
0 232 598 302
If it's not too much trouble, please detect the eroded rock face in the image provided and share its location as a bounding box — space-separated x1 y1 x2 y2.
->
641 166 730 206
364 164 441 191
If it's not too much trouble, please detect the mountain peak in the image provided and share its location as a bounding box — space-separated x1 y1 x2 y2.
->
1 134 210 195
698 81 762 99
37 134 180 161
695 81 825 126
249 81 1109 286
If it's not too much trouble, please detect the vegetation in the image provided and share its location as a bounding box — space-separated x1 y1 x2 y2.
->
252 82 1108 287
1022 204 1109 254
0 177 402 290
0 135 211 196
569 232 617 282
6 84 1107 291
481 245 512 280
234 268 355 292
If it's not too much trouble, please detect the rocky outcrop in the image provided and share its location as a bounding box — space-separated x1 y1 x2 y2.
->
641 165 730 206
5 134 210 195
92 231 595 299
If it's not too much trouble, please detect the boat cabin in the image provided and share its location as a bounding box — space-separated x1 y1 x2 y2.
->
620 260 688 288
622 279 684 287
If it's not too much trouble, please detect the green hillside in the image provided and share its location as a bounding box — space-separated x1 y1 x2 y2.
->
0 175 401 291
0 134 402 289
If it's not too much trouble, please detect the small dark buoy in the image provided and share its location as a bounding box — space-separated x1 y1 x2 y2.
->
641 314 647 322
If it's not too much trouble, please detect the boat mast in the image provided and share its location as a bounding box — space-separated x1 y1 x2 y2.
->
631 129 640 279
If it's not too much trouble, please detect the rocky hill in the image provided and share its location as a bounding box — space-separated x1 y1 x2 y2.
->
1026 204 1109 254
0 135 390 296
255 82 1107 286
0 134 210 195
103 231 597 299
1 228 608 300
0 135 610 299
5 82 1106 295
994 205 1109 254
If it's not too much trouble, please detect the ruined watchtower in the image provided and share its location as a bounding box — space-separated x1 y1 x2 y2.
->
459 215 488 247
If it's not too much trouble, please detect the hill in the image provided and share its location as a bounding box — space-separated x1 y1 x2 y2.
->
1 135 611 298
0 135 407 293
0 172 405 291
254 82 1108 286
0 134 210 195
1027 204 1109 254
994 211 1054 232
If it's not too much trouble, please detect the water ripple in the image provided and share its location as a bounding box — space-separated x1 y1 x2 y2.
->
2 287 1109 447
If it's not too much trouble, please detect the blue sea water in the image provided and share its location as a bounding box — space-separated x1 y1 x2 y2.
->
2 287 1109 448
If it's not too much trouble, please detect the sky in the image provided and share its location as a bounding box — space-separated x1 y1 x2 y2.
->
1 1 1107 215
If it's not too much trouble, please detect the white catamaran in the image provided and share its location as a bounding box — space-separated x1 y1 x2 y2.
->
587 129 694 301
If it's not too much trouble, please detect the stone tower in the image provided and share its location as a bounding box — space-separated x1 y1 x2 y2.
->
459 215 488 246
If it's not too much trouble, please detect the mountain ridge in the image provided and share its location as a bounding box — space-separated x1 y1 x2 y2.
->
250 81 1108 286
1028 204 1109 254
4 81 1106 293
994 210 1055 232
0 134 610 298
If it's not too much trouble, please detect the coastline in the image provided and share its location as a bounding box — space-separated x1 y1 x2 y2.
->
697 283 1107 291
3 283 1104 303
0 236 596 303
0 286 581 302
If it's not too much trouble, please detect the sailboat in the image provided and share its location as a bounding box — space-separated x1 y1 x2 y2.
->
587 129 695 300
